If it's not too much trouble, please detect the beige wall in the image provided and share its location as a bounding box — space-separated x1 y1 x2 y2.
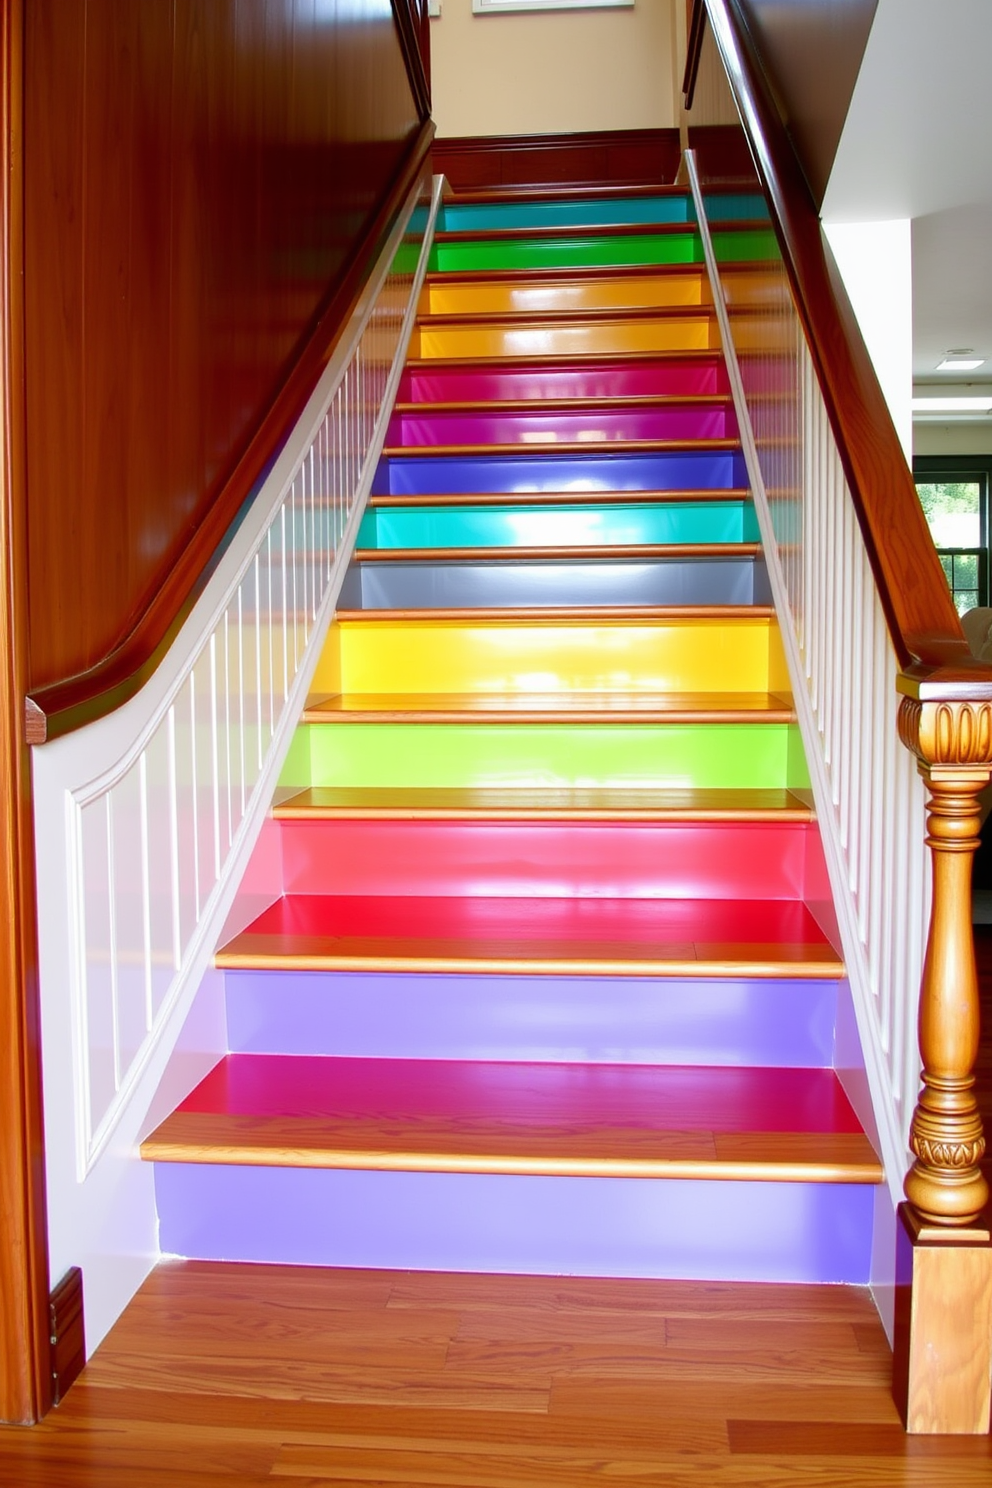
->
430 0 678 139
914 424 992 457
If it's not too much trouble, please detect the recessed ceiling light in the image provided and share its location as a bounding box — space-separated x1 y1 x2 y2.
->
936 356 986 372
912 395 992 414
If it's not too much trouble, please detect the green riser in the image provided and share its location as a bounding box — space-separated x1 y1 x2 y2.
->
281 722 808 792
428 230 778 274
358 502 761 550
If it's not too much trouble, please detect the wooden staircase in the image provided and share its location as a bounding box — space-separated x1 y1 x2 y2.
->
143 184 883 1283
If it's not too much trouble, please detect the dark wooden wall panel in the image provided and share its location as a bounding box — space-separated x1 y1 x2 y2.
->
433 129 682 196
24 0 420 697
740 0 878 205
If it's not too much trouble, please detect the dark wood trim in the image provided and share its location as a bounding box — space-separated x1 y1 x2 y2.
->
28 117 434 741
391 0 431 122
683 0 707 109
432 129 682 196
49 1267 85 1407
0 0 52 1425
703 0 972 676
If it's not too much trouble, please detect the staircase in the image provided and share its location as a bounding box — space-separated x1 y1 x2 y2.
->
143 183 883 1284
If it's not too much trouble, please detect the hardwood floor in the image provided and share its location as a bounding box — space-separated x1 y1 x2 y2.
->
2 1261 990 1484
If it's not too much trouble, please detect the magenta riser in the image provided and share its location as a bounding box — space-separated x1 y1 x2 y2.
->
397 357 731 403
271 818 814 899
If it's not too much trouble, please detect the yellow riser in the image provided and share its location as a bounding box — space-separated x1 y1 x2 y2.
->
420 273 713 317
409 317 722 361
313 616 791 697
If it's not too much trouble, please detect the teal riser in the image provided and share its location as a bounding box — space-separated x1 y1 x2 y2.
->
357 500 760 550
436 193 770 233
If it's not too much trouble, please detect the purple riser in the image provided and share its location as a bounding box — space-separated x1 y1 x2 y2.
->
385 407 738 446
373 450 748 496
277 819 810 900
224 970 839 1067
398 360 731 402
154 1164 874 1284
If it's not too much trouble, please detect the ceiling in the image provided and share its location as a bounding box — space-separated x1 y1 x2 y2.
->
819 0 992 407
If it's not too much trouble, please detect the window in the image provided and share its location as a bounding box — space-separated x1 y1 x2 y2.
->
913 455 992 615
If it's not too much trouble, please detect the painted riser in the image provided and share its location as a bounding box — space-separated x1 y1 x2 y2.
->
322 618 784 695
385 405 739 446
340 557 769 611
397 358 731 403
154 1164 873 1284
409 319 722 361
224 969 840 1067
280 722 802 791
428 229 779 274
274 818 813 899
358 500 758 547
435 193 767 232
423 274 714 315
374 451 748 496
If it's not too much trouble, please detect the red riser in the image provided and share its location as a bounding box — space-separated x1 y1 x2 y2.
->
231 893 833 950
179 1054 865 1136
275 818 811 900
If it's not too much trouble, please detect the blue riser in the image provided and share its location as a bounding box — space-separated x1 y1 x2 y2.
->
373 451 749 496
154 1164 874 1284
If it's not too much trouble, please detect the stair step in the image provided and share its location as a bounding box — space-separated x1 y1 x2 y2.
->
376 448 748 496
421 271 715 314
355 544 759 563
410 315 722 360
434 192 768 233
281 719 803 792
222 967 838 1066
315 611 789 698
340 555 769 610
271 817 815 899
397 352 732 401
214 894 842 977
428 227 778 275
384 402 738 446
143 1055 877 1180
303 695 794 726
357 495 756 547
273 785 814 820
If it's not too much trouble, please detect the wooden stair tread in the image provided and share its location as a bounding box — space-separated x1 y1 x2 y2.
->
273 786 814 821
393 395 733 414
383 438 741 458
142 1056 878 1181
421 258 761 286
354 543 759 565
433 219 759 245
369 488 752 509
334 604 775 622
303 693 795 725
214 894 842 979
416 306 719 329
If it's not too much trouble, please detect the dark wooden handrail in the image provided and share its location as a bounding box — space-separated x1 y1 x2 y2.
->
392 0 432 120
27 119 434 742
682 0 707 111
702 0 977 682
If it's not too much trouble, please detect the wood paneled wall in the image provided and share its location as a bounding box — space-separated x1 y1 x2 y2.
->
23 0 421 708
738 0 878 205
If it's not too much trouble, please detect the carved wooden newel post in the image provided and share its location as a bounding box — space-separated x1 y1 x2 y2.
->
895 681 992 1434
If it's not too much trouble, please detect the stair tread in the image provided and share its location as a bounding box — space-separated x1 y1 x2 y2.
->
142 1056 878 1181
369 489 752 509
354 543 759 564
433 219 760 245
303 693 794 725
416 306 718 328
394 396 732 414
335 604 774 621
273 786 814 821
383 439 741 458
215 894 842 979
